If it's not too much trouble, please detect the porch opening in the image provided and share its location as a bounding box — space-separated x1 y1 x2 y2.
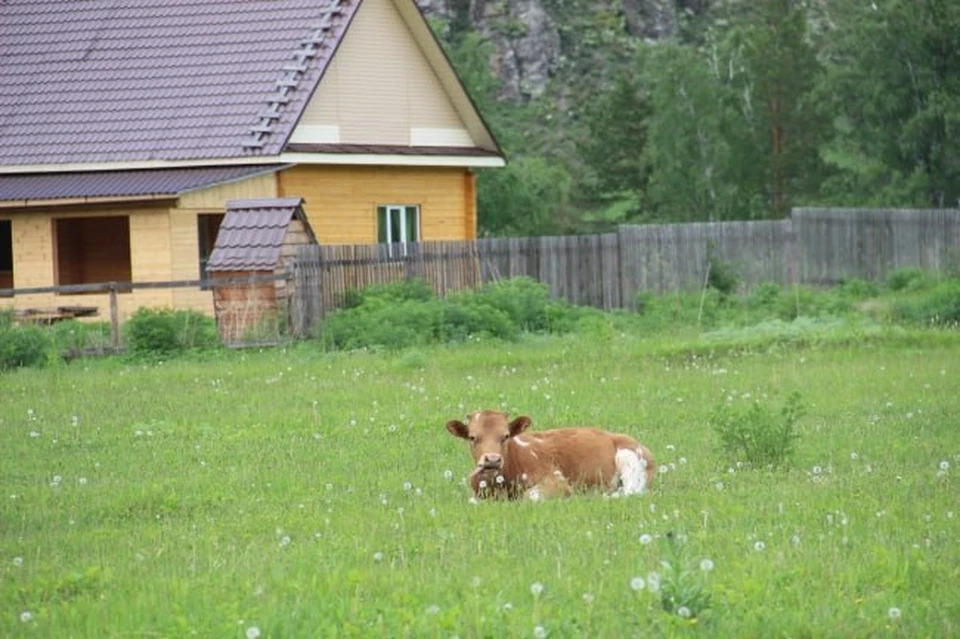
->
198 213 224 288
0 219 12 296
54 216 131 292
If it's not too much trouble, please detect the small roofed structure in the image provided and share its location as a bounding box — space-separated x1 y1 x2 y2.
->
206 198 317 343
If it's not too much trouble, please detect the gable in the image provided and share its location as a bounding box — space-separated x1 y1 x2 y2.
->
289 0 495 150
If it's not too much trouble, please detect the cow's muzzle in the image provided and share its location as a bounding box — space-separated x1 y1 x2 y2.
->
478 453 503 470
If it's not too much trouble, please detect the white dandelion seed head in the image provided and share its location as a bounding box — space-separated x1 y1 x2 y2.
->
279 535 291 547
502 602 514 612
630 576 645 591
850 452 859 460
533 625 548 639
373 552 384 562
530 582 544 597
582 592 594 605
639 533 653 545
812 465 822 475
754 541 766 551
646 572 661 593
20 611 33 623
443 470 454 480
13 556 23 567
403 481 413 491
29 431 40 438
791 534 801 545
426 604 440 615
700 558 714 572
939 460 950 471
495 474 505 484
245 626 261 639
478 479 488 489
388 424 397 432
888 607 901 620
677 606 692 619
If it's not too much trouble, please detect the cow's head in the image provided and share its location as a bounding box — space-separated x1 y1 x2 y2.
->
446 410 531 471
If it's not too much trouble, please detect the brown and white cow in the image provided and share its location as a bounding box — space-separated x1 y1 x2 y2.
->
446 410 656 501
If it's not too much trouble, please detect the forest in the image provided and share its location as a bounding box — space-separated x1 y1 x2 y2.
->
429 0 960 236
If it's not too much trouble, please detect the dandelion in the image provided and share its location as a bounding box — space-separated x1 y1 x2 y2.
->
530 581 544 597
478 479 488 490
502 602 514 612
888 607 901 620
373 552 384 562
13 556 23 567
850 452 859 461
791 534 801 546
279 535 291 547
940 460 950 472
246 626 261 639
443 469 454 480
20 611 33 623
812 465 822 475
754 541 766 552
29 431 40 438
715 481 724 491
639 533 653 545
534 625 548 639
426 604 440 615
646 572 661 593
403 481 413 491
677 606 692 619
582 593 594 605
495 475 505 485
630 576 645 591
699 558 714 572
78 477 88 485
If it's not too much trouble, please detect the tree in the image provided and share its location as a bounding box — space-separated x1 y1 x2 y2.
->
816 0 960 207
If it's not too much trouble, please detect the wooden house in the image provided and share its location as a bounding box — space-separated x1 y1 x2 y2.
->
0 0 503 320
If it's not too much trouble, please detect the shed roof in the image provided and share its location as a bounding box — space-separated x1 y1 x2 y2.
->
0 165 285 203
0 0 360 166
207 197 317 272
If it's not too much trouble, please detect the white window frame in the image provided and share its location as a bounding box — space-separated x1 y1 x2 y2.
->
377 204 420 245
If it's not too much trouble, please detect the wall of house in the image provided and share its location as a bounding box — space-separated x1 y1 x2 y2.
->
2 202 175 319
278 165 476 243
290 0 475 148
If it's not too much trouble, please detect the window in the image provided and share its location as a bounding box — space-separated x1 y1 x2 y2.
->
54 216 131 291
197 213 224 287
377 205 419 247
0 220 12 295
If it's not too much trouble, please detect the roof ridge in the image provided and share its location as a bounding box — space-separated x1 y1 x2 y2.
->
241 0 350 153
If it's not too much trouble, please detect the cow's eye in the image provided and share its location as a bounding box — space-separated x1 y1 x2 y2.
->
500 434 509 443
468 435 477 443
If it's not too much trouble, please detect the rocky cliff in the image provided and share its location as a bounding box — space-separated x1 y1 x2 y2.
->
416 0 703 101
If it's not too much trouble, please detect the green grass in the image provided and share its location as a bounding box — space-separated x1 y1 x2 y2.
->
2 329 959 638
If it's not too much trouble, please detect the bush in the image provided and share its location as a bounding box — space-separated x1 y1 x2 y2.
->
886 267 935 292
341 279 435 309
890 280 960 326
0 322 51 371
124 308 219 358
705 242 739 296
467 277 559 332
710 391 804 468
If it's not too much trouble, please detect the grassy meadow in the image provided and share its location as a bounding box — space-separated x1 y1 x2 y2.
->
2 325 959 638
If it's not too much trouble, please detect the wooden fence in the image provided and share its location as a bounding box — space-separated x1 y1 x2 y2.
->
288 207 960 335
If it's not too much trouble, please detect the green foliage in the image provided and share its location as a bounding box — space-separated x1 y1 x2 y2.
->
710 391 805 467
889 280 960 326
656 533 713 620
706 243 740 296
886 267 936 292
0 321 51 371
476 156 573 236
342 278 436 309
124 308 219 358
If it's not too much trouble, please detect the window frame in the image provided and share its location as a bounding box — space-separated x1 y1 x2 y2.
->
377 204 420 254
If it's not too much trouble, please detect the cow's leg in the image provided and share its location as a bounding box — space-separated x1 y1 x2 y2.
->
526 470 571 501
612 447 650 496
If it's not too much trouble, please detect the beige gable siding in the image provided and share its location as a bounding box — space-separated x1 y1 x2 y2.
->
291 0 473 147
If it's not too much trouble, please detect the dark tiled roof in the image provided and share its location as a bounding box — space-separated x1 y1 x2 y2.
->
0 0 359 166
0 165 285 202
207 197 316 272
284 143 505 157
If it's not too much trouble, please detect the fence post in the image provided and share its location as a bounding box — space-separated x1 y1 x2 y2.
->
108 282 120 351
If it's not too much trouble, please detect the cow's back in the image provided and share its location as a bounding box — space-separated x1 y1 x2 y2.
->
534 428 630 489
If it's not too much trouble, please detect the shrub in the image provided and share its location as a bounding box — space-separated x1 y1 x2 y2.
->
835 278 879 299
890 280 960 326
124 308 219 358
468 277 558 332
710 391 804 467
0 322 51 371
886 267 935 292
747 282 783 310
341 279 435 309
705 242 739 296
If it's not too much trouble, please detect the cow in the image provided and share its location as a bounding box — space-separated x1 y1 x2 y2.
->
445 410 656 501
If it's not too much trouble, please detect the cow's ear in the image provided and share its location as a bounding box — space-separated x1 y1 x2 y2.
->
509 416 532 437
446 420 470 439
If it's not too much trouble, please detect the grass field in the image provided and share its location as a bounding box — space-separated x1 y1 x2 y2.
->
2 328 959 638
